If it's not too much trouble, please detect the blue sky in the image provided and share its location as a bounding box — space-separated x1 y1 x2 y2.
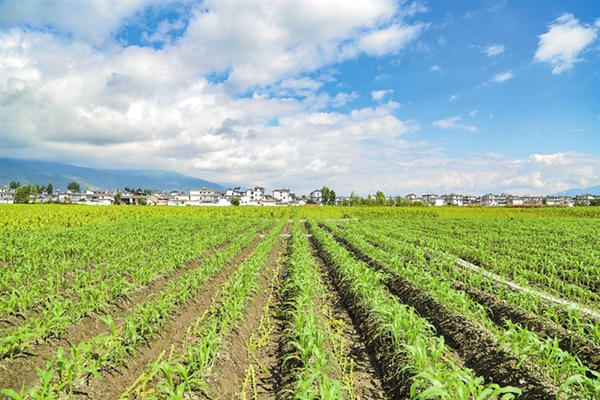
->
1 0 599 196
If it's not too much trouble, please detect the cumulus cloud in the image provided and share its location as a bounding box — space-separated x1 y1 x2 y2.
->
0 1 148 46
431 65 441 71
371 89 393 102
432 116 477 132
529 152 569 166
534 13 598 74
449 94 459 101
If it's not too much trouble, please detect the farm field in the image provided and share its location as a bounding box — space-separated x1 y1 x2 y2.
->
0 204 599 399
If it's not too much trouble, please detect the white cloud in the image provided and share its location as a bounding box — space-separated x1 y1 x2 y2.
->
432 116 477 132
469 110 478 117
431 65 441 71
371 89 393 102
529 152 569 166
449 94 459 101
483 44 505 56
490 71 513 83
534 13 598 74
0 1 148 46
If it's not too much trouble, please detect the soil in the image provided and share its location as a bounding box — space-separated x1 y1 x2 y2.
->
0 228 260 394
311 247 387 399
77 231 269 400
205 222 288 399
456 281 600 374
308 222 411 400
325 224 559 400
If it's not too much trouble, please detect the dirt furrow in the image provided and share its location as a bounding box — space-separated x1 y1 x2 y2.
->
308 233 408 399
0 230 259 393
328 228 559 399
456 282 600 374
312 247 387 399
205 227 287 399
61 232 265 399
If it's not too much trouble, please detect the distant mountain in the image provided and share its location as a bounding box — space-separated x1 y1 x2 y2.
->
0 158 225 193
553 186 600 197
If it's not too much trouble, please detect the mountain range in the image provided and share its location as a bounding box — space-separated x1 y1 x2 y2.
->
553 186 600 197
0 158 225 193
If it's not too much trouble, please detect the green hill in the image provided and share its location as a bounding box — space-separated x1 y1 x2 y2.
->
0 159 225 193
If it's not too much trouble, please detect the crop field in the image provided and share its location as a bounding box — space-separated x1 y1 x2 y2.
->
0 204 599 399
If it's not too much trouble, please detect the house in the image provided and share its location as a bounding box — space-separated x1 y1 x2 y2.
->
189 188 216 203
422 194 444 206
462 195 479 205
0 187 15 204
443 193 463 206
405 193 417 201
147 194 169 206
168 193 189 206
482 194 498 207
575 194 596 206
506 195 523 206
245 186 265 201
224 187 244 199
273 188 291 203
310 189 322 204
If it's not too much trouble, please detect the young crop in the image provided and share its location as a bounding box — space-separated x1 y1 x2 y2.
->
309 221 521 399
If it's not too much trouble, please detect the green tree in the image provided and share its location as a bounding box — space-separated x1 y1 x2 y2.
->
47 183 53 194
321 186 337 205
66 181 81 192
14 184 31 203
32 184 38 203
321 186 330 205
230 197 240 206
375 191 386 206
114 191 122 205
9 181 20 189
350 191 361 206
590 198 600 206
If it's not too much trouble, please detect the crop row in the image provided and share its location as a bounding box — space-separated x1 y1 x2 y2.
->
327 220 600 397
358 218 600 306
1 220 274 398
309 221 523 399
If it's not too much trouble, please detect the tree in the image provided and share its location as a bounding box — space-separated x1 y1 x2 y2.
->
230 197 240 206
14 184 31 203
375 191 386 206
321 186 330 205
32 185 38 204
67 181 81 192
321 186 337 205
114 191 122 205
350 191 361 206
47 183 53 194
10 181 20 189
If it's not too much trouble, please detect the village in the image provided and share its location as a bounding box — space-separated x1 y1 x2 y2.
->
1 184 599 207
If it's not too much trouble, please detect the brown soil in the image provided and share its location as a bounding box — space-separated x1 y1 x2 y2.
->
308 223 409 400
311 249 387 399
77 231 268 400
204 223 287 399
456 282 600 374
326 225 559 399
0 230 258 394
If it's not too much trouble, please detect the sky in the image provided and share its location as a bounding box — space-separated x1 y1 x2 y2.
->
1 0 599 196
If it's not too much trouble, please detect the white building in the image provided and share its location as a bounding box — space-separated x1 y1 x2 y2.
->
273 188 291 203
245 186 265 201
310 189 322 204
189 188 216 202
482 194 498 207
